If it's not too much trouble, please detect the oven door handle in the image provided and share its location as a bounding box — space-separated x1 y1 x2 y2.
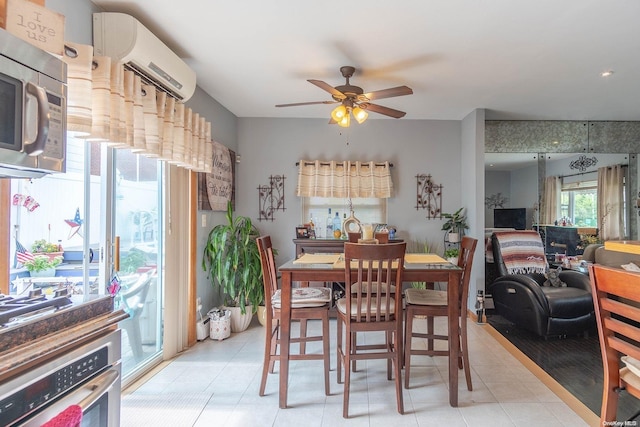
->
77 368 120 411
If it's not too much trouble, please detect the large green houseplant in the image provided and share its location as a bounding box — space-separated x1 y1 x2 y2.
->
202 201 263 318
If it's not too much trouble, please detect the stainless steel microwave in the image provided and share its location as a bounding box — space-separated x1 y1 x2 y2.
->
0 28 66 178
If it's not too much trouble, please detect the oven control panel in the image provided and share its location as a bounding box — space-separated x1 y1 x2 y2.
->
0 347 108 426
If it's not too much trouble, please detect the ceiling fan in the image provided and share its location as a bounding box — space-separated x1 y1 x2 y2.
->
275 66 413 127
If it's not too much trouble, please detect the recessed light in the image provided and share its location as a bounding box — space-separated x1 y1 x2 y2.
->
601 70 614 77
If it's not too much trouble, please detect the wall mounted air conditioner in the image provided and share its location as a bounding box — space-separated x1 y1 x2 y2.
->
92 12 196 101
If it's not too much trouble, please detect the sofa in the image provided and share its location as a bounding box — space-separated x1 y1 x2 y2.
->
488 231 595 338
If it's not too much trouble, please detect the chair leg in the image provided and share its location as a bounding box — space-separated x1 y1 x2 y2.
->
351 332 358 372
386 330 393 381
404 307 413 389
343 329 351 419
336 315 343 384
460 318 473 391
269 321 279 373
299 319 308 354
260 316 274 396
427 315 435 351
322 313 331 396
394 323 404 415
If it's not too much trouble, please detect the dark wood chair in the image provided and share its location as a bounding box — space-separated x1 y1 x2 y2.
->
256 235 332 398
336 241 407 418
404 236 478 390
589 264 640 424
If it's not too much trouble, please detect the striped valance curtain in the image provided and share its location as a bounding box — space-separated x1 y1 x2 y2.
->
296 160 394 198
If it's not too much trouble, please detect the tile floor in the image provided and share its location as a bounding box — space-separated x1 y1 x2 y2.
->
121 317 597 426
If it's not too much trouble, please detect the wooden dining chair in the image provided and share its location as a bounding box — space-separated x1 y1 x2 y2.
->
404 236 478 390
589 264 640 424
336 241 407 418
256 235 332 398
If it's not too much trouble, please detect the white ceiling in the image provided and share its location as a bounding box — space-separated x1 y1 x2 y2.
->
91 0 640 122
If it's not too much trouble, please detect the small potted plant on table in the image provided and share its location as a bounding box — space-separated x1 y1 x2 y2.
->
24 254 63 277
441 208 469 243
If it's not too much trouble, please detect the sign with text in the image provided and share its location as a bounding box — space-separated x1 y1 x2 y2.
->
5 0 64 55
198 141 236 211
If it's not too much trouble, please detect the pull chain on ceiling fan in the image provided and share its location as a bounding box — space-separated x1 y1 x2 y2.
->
276 66 413 127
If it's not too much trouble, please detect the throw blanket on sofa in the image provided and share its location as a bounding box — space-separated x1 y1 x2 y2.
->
494 230 548 275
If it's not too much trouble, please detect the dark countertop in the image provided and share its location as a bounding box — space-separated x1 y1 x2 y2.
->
0 295 128 380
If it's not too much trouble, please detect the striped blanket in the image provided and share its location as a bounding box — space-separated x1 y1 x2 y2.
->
493 231 548 275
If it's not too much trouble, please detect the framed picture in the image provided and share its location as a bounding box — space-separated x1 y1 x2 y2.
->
307 229 316 239
296 226 310 238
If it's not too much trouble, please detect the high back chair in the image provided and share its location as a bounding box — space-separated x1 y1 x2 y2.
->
336 241 407 418
256 236 332 398
404 237 477 390
589 264 640 424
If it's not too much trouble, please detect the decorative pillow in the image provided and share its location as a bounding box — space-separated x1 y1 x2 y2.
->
543 266 567 287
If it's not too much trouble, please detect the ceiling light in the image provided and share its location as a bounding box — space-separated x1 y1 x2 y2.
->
352 106 368 124
601 70 614 77
331 105 347 122
337 112 351 128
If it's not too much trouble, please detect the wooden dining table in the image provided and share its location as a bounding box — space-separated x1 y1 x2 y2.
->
277 253 463 409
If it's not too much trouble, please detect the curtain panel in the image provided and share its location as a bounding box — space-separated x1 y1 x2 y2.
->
597 164 625 240
296 160 393 198
541 176 561 224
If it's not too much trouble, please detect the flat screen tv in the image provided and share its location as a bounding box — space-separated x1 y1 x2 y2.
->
494 208 527 230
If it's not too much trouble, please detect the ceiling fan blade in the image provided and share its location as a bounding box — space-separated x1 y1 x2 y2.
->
363 103 406 119
308 79 346 99
360 85 413 101
275 100 339 107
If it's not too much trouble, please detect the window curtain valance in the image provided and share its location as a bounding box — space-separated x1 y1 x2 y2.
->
296 160 394 198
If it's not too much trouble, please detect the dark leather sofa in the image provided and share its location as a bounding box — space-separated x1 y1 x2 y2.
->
488 233 595 338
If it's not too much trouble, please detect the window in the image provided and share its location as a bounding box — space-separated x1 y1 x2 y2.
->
560 180 597 227
302 197 387 238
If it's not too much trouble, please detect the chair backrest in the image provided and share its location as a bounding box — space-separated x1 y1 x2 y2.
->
343 242 406 322
257 235 278 311
589 264 640 422
457 236 478 310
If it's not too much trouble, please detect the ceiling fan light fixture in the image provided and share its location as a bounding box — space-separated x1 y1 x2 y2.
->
331 104 347 122
352 106 368 124
337 112 351 128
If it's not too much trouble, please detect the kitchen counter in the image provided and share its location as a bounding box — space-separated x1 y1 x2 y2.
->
0 295 128 380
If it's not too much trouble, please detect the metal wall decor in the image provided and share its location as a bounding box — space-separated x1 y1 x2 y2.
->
485 192 509 209
257 175 286 221
416 174 442 219
569 155 598 172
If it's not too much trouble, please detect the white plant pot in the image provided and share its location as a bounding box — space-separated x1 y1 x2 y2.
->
226 305 253 332
257 305 267 327
447 257 459 265
448 232 460 243
29 268 56 277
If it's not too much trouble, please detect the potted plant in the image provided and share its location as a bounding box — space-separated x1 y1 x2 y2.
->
24 254 63 277
444 248 460 265
31 239 64 261
441 207 469 243
202 201 264 332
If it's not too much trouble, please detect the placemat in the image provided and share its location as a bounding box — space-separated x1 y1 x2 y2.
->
404 254 448 264
293 253 342 264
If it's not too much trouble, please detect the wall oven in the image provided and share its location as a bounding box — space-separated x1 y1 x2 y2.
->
0 28 66 178
0 329 121 427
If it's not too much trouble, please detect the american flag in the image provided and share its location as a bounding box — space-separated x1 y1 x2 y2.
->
15 240 34 264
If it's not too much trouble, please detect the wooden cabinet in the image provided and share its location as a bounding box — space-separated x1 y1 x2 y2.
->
293 238 403 258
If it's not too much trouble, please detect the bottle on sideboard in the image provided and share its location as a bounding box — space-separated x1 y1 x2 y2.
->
326 208 333 238
333 212 341 237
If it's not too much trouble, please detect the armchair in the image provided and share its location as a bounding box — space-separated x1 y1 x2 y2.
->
488 231 595 337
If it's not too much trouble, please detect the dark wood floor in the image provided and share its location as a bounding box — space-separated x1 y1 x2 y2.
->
487 313 640 422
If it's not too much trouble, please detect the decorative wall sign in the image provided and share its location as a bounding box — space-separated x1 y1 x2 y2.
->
485 192 509 209
569 155 598 172
416 174 442 219
258 175 286 221
197 142 236 211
